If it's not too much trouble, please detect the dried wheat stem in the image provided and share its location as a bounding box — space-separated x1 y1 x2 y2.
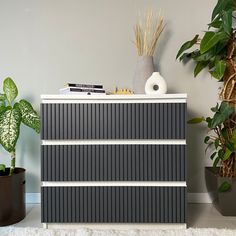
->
134 9 165 56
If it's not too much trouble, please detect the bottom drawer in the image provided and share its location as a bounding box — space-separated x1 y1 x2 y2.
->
41 186 186 223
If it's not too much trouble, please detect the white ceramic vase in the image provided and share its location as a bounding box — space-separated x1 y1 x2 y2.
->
145 72 167 95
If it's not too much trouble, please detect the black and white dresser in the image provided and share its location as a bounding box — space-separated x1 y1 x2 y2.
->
41 94 187 229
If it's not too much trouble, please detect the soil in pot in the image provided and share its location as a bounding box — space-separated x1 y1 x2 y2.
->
0 168 26 226
205 167 236 216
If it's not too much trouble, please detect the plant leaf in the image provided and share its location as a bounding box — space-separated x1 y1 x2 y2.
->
223 148 232 160
213 156 220 169
206 117 212 128
204 136 210 144
0 94 6 101
210 60 226 80
211 103 219 112
0 164 5 172
194 61 209 77
218 149 225 160
222 10 233 35
218 181 231 192
225 141 234 152
187 117 205 124
208 19 222 29
215 139 220 149
212 0 232 21
0 105 7 115
210 152 217 160
205 142 214 154
16 99 40 133
3 77 18 105
232 129 236 144
176 35 199 59
0 106 22 152
210 101 234 128
200 31 228 54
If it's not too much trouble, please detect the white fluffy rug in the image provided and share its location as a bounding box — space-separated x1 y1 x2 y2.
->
1 228 236 236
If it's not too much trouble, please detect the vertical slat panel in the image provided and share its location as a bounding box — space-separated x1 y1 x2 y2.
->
88 145 92 180
147 103 151 139
103 104 108 139
147 145 152 180
42 187 186 223
123 145 128 181
95 104 100 139
123 104 128 139
41 102 186 139
79 146 83 180
131 104 136 139
107 146 112 181
95 145 100 180
40 104 44 138
41 145 186 181
67 104 72 139
71 104 76 139
99 104 103 139
88 104 92 139
47 104 51 139
91 104 96 139
143 145 147 181
84 146 88 180
111 145 116 180
113 104 118 139
103 146 108 180
107 104 112 139
91 145 96 181
143 103 147 139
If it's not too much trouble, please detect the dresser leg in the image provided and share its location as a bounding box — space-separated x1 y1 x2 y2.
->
43 223 48 229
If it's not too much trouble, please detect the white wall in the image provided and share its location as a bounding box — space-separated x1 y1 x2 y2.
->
0 0 218 194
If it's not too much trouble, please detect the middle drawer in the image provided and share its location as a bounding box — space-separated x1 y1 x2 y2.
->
42 145 185 181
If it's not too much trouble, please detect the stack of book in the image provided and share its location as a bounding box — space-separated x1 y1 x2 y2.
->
60 83 106 95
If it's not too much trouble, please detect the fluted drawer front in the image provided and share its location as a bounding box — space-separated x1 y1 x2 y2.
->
41 103 186 140
41 186 186 223
41 145 186 181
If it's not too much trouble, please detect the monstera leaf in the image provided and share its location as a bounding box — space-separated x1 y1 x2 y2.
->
16 99 40 133
0 105 22 152
3 77 18 105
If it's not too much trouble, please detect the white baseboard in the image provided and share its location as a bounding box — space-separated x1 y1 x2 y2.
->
187 193 215 203
26 193 40 204
26 192 215 204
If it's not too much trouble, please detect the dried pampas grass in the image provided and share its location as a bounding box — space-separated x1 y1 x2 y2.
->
134 9 165 56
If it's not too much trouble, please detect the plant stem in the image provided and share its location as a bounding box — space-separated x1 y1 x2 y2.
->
9 151 16 176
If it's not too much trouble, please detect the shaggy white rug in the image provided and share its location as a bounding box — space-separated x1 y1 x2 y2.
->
0 227 236 236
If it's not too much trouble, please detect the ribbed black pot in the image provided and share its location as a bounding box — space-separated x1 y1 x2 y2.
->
0 168 26 226
205 167 236 216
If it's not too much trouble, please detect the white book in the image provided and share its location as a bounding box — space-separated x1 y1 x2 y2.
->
60 87 106 94
59 91 106 95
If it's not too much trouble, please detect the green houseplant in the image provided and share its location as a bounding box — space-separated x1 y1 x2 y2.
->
0 77 40 226
177 0 236 215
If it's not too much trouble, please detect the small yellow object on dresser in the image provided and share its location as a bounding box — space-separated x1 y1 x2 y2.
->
111 87 134 95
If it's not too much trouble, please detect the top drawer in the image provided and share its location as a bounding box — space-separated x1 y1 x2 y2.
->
41 103 186 140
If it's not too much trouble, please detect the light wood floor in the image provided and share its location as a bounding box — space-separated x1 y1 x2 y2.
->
13 204 236 229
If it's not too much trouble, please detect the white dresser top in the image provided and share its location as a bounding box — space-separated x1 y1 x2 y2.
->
41 94 187 103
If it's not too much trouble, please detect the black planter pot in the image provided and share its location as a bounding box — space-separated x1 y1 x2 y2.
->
0 168 26 226
205 167 236 216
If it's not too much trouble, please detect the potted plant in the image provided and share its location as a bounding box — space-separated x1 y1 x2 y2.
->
0 77 40 226
176 0 236 215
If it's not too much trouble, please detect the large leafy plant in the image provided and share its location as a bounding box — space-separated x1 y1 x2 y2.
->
0 78 40 176
177 0 236 191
